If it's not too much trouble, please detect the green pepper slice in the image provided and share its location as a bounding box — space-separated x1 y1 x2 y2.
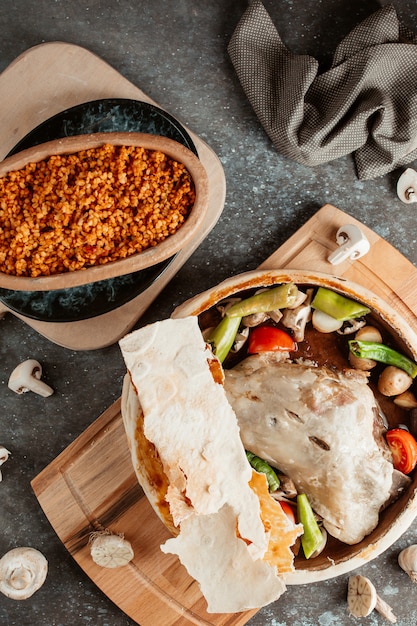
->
207 315 242 363
226 283 299 318
348 340 417 378
297 493 324 559
311 287 370 321
246 451 280 492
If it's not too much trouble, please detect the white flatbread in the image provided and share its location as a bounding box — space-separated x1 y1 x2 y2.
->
161 503 286 613
119 316 287 613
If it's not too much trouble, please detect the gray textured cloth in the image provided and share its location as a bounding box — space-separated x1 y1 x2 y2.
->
228 1 417 180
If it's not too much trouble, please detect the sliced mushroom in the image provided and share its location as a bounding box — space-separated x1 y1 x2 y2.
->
216 297 241 317
337 318 367 335
282 303 312 342
276 473 298 498
242 311 269 327
0 547 48 599
281 289 312 342
267 309 283 324
241 309 285 327
0 446 11 482
270 474 298 500
231 327 249 353
8 360 54 397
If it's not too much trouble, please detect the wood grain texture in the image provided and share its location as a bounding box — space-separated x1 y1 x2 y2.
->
0 42 226 349
31 399 257 626
32 201 417 624
260 203 417 328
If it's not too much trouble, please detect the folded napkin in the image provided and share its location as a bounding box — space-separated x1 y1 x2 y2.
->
228 1 417 179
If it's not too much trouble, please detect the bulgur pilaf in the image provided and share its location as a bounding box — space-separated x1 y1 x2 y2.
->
0 144 196 277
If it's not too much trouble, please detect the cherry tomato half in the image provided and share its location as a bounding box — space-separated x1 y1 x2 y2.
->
279 501 296 524
386 428 417 474
248 326 296 354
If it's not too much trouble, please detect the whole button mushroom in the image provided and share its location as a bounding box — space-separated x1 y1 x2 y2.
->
0 547 48 599
8 359 54 397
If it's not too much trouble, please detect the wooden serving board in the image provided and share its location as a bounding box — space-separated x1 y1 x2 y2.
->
0 42 226 350
259 203 417 328
31 203 417 626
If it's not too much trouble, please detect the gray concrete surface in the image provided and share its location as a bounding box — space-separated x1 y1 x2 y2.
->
1 1 417 624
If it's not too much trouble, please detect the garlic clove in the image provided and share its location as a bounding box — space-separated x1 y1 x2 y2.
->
89 531 134 568
398 545 417 583
347 575 397 623
347 574 377 617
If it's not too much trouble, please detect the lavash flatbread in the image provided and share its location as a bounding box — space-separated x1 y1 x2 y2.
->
119 316 299 613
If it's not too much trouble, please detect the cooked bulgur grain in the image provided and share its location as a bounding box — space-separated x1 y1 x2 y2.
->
0 144 196 277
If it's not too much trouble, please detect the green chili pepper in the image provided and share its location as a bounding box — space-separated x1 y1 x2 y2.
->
225 283 299 318
246 451 280 492
348 340 417 378
207 315 242 363
311 287 370 321
297 493 324 559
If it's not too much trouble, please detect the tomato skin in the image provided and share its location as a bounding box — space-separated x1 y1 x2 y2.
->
279 501 296 524
248 326 296 354
386 428 417 474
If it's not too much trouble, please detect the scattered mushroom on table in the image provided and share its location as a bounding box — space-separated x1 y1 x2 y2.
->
0 547 48 600
0 446 11 482
8 359 54 397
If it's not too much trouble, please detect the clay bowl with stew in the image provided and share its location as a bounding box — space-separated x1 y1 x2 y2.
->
171 268 417 583
0 131 209 293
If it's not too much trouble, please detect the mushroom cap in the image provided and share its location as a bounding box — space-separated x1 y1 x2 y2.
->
0 547 48 599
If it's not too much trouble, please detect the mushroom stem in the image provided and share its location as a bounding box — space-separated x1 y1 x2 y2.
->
8 359 54 397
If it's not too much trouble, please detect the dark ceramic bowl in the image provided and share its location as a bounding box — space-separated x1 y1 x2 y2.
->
0 100 205 322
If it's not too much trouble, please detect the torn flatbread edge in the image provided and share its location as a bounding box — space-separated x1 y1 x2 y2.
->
119 316 298 613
